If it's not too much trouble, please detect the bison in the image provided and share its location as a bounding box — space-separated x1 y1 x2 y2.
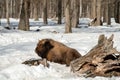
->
35 39 81 66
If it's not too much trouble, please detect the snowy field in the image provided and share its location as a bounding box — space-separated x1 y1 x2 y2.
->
0 18 120 80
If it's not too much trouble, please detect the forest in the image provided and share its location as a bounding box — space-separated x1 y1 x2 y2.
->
0 0 120 32
0 0 120 80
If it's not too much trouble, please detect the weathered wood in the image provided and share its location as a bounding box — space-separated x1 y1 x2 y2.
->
22 58 49 67
71 34 120 77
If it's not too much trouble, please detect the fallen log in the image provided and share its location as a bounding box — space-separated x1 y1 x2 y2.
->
70 34 120 77
22 58 49 67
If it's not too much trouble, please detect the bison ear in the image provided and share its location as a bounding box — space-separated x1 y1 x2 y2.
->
44 40 53 49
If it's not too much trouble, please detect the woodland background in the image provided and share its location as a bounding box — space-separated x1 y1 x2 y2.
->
0 0 120 32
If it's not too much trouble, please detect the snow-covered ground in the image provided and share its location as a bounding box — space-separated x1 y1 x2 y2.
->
0 18 120 80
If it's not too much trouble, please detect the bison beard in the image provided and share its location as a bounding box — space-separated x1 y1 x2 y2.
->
35 39 81 66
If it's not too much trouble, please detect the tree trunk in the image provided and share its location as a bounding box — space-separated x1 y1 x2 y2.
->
65 0 72 33
18 0 30 31
6 0 10 27
57 0 62 24
88 0 92 18
91 0 102 26
116 2 120 23
72 0 80 28
71 34 120 77
92 0 96 19
119 2 120 23
0 2 2 26
33 0 39 21
102 1 106 23
106 0 111 25
10 0 12 17
0 1 3 26
79 0 82 17
43 0 48 24
114 0 120 23
95 0 102 26
62 0 65 17
82 0 87 17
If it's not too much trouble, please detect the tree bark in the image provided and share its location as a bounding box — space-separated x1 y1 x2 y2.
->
92 0 96 19
71 34 120 77
119 2 120 23
82 0 87 17
106 0 111 25
91 0 102 26
116 2 120 23
72 0 80 28
0 2 2 26
65 0 72 33
33 0 39 21
114 0 120 23
79 0 82 17
18 0 30 31
6 0 10 27
57 0 62 24
43 0 48 24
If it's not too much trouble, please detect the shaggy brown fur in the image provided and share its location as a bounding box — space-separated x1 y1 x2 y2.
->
35 39 81 66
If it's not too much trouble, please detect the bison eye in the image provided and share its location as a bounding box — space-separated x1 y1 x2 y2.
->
37 44 44 47
37 43 41 46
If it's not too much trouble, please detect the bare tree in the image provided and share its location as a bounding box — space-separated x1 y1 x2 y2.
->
57 0 62 24
72 0 80 28
95 0 102 26
79 0 82 17
6 0 10 27
0 0 2 26
18 0 30 31
114 0 120 23
104 0 111 25
33 0 39 21
65 0 72 33
91 0 96 19
43 0 48 24
91 0 102 26
81 0 87 17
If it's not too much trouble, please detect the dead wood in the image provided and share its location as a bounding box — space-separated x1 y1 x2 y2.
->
22 58 49 67
70 34 120 77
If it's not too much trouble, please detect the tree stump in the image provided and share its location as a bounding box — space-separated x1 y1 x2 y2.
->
70 34 120 77
22 58 49 67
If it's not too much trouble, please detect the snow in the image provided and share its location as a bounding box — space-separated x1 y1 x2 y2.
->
0 18 120 80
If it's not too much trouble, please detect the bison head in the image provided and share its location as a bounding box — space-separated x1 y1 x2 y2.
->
35 39 54 58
